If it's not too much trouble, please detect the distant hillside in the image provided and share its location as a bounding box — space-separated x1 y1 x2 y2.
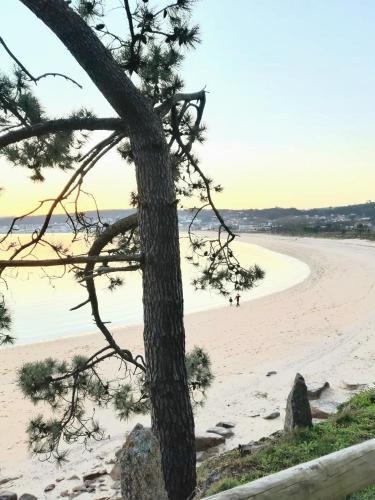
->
1 202 375 228
0 209 135 228
218 202 375 221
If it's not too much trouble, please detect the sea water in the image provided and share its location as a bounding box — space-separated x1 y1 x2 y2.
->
0 233 310 344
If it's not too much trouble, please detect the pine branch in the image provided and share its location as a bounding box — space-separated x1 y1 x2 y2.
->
0 117 124 148
0 132 122 267
156 90 206 117
0 253 142 268
0 36 82 89
81 213 139 359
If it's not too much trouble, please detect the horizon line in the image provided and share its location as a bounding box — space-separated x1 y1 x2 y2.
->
1 200 375 220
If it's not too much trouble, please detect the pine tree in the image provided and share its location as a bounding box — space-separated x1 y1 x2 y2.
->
0 2 264 498
0 301 12 345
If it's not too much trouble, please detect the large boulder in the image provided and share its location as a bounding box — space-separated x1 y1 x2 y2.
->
284 373 312 432
120 424 168 500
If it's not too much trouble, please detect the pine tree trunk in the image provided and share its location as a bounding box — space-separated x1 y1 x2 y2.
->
132 120 196 500
20 1 196 498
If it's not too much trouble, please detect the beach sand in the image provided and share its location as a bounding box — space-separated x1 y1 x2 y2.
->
1 234 375 495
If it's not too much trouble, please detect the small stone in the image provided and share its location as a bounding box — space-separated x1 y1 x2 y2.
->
263 411 280 420
195 434 225 451
266 371 277 377
70 493 83 499
56 477 65 483
83 470 107 481
19 495 37 500
269 430 284 440
255 391 268 399
105 459 116 465
311 407 330 419
68 475 80 481
238 441 253 455
72 485 87 493
343 382 368 391
0 479 21 487
258 436 269 443
60 491 69 498
196 445 221 462
238 442 263 456
311 400 339 419
109 463 121 482
206 427 234 438
249 413 260 418
111 482 120 490
44 484 55 493
307 381 330 400
215 421 235 429
0 492 17 500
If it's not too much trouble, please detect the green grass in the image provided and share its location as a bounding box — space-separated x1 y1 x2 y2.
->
197 389 375 498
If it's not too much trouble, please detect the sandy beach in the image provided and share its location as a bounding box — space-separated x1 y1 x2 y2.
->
1 234 375 496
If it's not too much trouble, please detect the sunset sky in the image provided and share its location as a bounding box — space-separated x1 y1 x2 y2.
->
1 0 375 216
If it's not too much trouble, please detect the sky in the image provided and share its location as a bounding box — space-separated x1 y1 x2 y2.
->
1 0 375 216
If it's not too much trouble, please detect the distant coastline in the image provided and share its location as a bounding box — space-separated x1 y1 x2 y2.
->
1 201 374 236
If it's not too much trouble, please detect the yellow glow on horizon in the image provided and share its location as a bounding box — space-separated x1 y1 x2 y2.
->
1 140 375 217
199 141 375 210
0 157 137 217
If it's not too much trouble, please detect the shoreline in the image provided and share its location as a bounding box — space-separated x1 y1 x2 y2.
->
2 234 375 495
6 236 310 347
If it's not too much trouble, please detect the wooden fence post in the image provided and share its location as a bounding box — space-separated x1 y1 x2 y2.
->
203 438 375 500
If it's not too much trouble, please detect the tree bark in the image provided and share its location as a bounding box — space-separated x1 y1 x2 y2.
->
132 119 196 500
18 1 196 498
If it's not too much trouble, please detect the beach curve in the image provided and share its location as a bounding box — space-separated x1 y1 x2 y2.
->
1 235 375 495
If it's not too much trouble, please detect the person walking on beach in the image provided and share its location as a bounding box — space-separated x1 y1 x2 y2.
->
235 293 241 307
229 297 233 306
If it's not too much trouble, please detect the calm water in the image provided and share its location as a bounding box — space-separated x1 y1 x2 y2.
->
1 234 310 344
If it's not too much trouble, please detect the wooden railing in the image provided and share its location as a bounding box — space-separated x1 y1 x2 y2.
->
204 438 375 499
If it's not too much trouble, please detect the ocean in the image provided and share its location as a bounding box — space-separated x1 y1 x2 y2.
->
1 233 310 344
